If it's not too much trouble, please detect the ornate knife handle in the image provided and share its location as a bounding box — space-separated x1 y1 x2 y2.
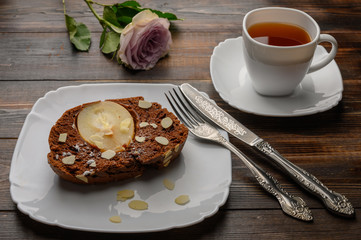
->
255 140 354 217
220 139 313 221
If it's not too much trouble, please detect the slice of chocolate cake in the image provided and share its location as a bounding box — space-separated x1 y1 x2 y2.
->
47 97 188 184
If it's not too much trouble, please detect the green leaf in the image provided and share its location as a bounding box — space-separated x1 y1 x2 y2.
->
103 6 121 27
101 31 120 54
113 5 140 27
65 14 76 35
99 27 107 48
147 9 181 21
102 6 123 33
65 14 91 51
117 15 133 26
111 42 121 60
119 1 141 8
84 0 123 34
106 1 181 30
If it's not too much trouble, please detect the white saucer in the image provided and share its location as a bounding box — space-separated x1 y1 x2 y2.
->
210 37 343 117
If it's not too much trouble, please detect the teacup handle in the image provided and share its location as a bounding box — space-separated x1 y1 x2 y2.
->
308 34 338 74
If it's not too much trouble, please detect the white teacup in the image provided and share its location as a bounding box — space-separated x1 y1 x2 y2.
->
242 7 338 96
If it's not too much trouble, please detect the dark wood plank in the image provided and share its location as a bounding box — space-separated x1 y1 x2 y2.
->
0 32 225 81
0 139 15 211
0 31 359 81
0 209 360 240
0 0 360 33
0 33 361 82
1 79 361 110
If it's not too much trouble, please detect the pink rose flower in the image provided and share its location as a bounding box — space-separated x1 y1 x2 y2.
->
117 10 172 70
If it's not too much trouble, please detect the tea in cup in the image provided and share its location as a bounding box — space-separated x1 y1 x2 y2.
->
242 7 338 96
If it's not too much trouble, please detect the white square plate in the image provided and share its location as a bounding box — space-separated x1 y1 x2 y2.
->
9 83 231 233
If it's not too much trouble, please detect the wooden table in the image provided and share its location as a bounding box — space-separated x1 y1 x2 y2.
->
1 0 360 239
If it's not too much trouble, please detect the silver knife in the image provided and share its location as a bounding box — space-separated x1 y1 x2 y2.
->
180 83 354 217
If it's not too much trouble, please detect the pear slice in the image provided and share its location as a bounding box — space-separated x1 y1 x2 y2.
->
77 101 134 152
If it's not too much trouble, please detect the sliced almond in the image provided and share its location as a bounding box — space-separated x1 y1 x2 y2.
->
109 216 122 223
89 162 96 167
138 100 152 109
117 189 134 202
139 122 149 128
163 150 173 166
163 178 175 190
175 195 190 205
58 133 68 143
76 174 88 183
155 136 169 146
163 158 171 167
174 144 180 152
150 123 157 129
161 117 173 129
135 136 146 143
163 155 172 167
163 149 172 158
128 200 148 210
101 150 116 159
62 155 76 165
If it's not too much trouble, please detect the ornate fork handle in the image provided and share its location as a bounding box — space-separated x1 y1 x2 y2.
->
214 134 313 221
255 140 354 217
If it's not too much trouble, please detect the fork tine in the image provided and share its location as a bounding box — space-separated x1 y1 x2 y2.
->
164 92 188 127
165 91 194 129
171 89 200 127
173 87 205 124
167 89 201 128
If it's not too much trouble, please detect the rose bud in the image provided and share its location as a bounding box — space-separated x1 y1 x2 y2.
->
117 10 172 70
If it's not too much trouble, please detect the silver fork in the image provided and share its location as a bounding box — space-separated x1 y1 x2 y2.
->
165 88 313 221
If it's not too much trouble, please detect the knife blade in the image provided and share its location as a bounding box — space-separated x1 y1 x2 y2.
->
180 83 354 217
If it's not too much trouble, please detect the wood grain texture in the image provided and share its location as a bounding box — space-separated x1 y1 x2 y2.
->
0 32 360 81
1 210 360 240
0 0 360 33
1 0 361 238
